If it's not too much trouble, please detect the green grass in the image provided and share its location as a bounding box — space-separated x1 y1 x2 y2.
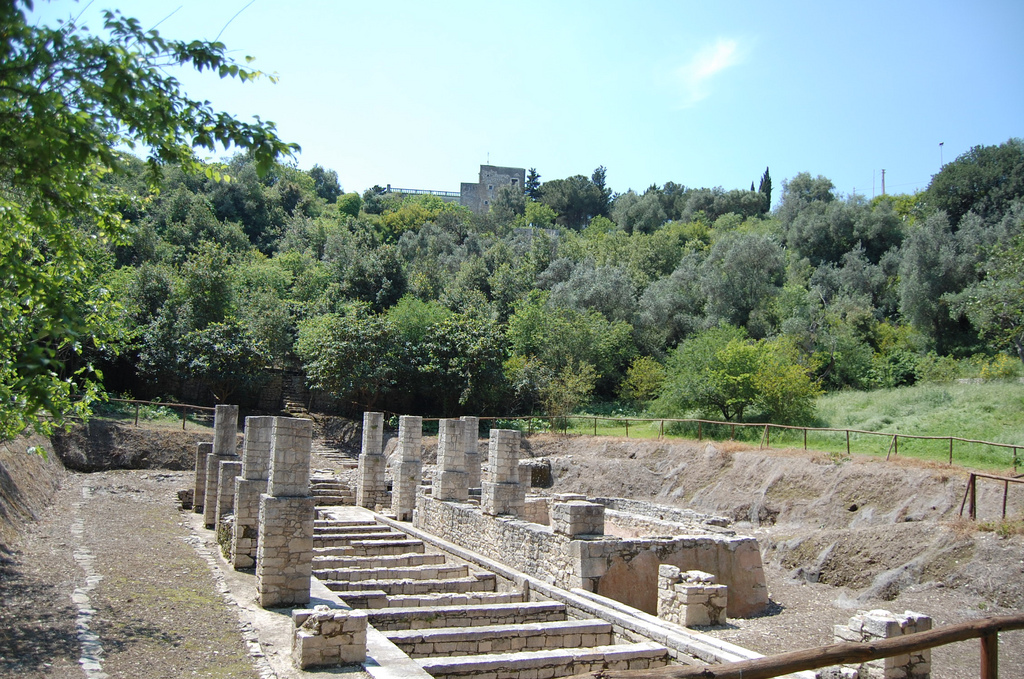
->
564 380 1024 472
91 398 215 431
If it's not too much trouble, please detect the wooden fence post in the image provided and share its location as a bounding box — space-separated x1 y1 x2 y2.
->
969 474 977 521
624 420 629 438
134 402 140 427
594 417 597 436
697 421 702 441
981 630 998 679
803 428 807 450
181 407 187 430
949 438 954 464
846 430 851 456
659 420 664 439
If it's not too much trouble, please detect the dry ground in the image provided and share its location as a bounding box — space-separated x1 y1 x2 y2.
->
1 420 1022 678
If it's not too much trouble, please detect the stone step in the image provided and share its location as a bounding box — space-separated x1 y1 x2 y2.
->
324 573 496 597
312 486 353 495
312 538 425 557
367 601 566 631
314 563 469 582
313 495 354 506
312 552 446 570
417 642 671 679
313 531 409 547
311 478 348 486
314 524 386 535
314 518 376 529
342 590 526 610
387 619 613 658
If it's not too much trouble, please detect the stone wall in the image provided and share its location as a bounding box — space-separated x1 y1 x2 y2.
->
413 495 768 618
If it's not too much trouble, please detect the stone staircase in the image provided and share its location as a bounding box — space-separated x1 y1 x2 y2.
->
312 509 672 679
310 476 355 506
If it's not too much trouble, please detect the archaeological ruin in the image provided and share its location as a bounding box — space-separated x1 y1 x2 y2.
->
179 406 977 678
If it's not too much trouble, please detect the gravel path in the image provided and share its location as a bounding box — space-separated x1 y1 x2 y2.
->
0 470 263 679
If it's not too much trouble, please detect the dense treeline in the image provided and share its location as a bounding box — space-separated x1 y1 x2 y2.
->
89 140 1024 422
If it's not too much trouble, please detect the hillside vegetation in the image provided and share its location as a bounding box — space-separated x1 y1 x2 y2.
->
52 138 1018 426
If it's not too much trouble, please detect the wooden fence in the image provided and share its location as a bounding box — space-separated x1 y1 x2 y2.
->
444 414 1021 474
567 613 1024 679
959 472 1024 521
107 398 215 430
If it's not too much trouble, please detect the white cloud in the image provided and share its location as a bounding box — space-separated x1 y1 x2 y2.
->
675 38 743 108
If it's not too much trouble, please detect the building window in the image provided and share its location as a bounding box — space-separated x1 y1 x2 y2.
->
511 178 519 187
484 200 489 205
488 185 493 190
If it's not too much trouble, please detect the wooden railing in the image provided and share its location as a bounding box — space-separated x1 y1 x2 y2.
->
567 613 1024 679
959 472 1024 520
444 414 1020 474
107 398 215 430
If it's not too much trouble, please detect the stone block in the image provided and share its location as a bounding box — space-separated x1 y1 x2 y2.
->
551 500 605 537
267 417 312 497
481 481 525 517
396 415 423 462
834 610 933 679
241 416 274 481
361 411 384 456
486 429 521 482
212 404 239 457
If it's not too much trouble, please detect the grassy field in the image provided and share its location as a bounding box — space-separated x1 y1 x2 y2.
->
560 379 1024 472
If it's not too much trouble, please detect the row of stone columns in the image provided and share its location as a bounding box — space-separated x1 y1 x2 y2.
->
195 406 315 608
354 413 526 520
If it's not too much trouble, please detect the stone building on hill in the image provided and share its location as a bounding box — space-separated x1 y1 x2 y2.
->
460 165 526 215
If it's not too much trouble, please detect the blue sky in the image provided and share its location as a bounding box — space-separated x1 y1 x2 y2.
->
34 1 1024 205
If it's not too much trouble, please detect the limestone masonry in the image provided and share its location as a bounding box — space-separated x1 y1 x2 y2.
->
184 407 925 677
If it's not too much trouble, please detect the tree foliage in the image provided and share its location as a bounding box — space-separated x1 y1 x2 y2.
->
0 2 295 437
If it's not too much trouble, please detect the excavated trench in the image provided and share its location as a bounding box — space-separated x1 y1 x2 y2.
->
2 419 1023 678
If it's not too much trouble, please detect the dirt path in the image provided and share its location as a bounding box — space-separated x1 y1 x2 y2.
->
0 470 263 679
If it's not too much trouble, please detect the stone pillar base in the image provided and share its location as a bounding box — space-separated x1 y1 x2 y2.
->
231 478 264 568
435 470 469 502
292 607 367 669
203 454 235 528
356 453 388 508
482 481 525 516
392 459 422 521
256 494 315 608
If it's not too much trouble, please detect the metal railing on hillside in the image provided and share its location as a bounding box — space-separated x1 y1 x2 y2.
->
572 613 1024 679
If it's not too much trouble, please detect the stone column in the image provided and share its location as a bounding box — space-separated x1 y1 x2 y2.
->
460 416 481 490
390 416 422 521
482 429 525 516
203 404 239 528
434 418 468 502
231 416 273 568
256 417 315 608
826 610 932 679
215 459 243 529
193 442 213 514
355 412 387 509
